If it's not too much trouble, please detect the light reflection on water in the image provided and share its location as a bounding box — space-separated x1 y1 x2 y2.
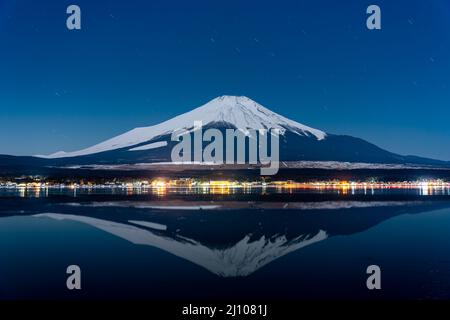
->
1 185 450 198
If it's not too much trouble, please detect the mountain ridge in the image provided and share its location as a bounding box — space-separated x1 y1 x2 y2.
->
1 95 449 169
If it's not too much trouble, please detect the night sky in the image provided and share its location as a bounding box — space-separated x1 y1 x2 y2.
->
1 0 449 160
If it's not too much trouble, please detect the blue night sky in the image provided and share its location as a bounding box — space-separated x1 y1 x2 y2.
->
1 0 450 159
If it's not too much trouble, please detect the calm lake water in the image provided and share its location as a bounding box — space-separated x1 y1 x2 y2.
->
1 188 450 300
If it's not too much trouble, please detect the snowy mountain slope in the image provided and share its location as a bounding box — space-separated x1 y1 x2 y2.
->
39 96 326 159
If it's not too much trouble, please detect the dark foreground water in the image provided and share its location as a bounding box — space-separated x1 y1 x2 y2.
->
1 188 450 300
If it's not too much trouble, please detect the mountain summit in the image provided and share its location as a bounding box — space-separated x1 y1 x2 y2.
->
186 95 326 140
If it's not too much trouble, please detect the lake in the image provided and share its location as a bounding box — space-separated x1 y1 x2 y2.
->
1 188 450 299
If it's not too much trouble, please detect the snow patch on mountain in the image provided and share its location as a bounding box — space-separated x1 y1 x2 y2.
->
38 96 326 159
128 141 167 151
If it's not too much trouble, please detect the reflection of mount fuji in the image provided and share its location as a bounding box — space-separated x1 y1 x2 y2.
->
36 213 327 277
25 200 450 277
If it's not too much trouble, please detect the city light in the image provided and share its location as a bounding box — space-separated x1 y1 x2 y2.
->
1 177 450 194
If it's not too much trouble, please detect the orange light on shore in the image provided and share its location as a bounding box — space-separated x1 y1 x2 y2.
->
209 180 231 187
151 180 168 188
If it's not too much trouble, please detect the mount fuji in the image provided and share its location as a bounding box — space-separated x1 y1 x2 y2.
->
40 95 326 159
1 95 449 170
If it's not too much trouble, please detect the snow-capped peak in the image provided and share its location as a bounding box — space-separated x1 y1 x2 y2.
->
191 95 326 139
39 95 326 159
